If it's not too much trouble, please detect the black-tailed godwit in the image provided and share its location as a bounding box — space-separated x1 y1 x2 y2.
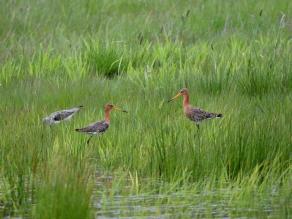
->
168 88 222 129
75 104 127 144
43 106 84 125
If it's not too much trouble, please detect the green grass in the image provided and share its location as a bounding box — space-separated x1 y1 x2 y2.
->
0 0 291 218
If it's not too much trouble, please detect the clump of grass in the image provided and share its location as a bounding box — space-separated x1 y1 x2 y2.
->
33 155 93 219
31 135 95 219
83 41 128 78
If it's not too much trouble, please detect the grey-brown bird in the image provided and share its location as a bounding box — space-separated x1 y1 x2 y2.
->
168 88 222 129
43 106 84 125
75 104 127 144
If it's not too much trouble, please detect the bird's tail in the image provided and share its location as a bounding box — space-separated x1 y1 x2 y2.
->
216 113 223 118
75 128 81 132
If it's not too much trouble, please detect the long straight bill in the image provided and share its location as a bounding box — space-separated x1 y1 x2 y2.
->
114 106 128 113
168 93 181 102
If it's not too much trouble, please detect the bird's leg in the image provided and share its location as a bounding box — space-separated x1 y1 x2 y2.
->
87 135 93 145
196 123 200 130
193 123 200 139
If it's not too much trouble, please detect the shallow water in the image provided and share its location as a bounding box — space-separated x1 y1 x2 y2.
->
0 174 288 218
94 192 280 218
93 176 286 218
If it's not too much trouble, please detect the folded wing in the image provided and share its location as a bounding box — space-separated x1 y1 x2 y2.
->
190 108 222 123
75 120 109 134
53 110 76 121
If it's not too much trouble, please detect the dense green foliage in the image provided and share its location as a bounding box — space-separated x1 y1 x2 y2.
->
0 0 291 218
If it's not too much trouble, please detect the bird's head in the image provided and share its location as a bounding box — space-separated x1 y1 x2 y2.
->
168 88 189 102
105 104 128 113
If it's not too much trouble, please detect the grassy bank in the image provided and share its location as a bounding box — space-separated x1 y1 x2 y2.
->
0 0 291 218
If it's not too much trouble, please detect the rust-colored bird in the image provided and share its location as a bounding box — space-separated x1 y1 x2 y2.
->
168 88 222 129
75 104 127 144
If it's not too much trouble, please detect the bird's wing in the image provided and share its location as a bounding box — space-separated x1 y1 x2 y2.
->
96 122 109 133
191 108 217 121
52 107 82 121
53 110 76 121
76 120 109 133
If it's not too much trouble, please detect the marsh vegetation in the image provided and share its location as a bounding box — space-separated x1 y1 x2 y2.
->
0 0 291 218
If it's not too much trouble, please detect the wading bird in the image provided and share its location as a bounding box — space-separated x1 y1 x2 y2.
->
75 104 127 144
43 106 84 125
168 88 222 129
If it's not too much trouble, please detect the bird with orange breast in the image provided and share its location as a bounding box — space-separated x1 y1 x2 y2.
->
75 103 127 144
168 88 222 129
